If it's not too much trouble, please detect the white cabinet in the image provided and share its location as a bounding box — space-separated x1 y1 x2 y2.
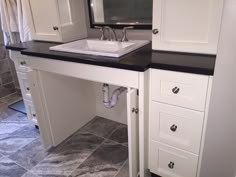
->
10 52 38 125
27 0 87 42
152 0 224 54
149 69 212 177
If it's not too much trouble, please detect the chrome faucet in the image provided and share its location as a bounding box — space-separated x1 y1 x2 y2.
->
94 26 107 41
95 25 134 42
104 26 117 41
121 26 134 42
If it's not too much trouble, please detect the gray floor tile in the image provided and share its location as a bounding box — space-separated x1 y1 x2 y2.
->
0 135 35 156
69 140 128 177
108 125 128 146
0 93 22 105
0 157 27 177
0 122 25 135
0 122 35 156
31 132 104 176
115 160 129 177
22 172 39 177
9 123 40 138
9 138 49 170
80 117 121 138
0 108 27 123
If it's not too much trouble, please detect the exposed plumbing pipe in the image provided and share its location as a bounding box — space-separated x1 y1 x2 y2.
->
103 83 127 109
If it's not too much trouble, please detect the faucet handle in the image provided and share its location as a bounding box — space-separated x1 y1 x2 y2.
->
94 26 107 41
122 26 134 42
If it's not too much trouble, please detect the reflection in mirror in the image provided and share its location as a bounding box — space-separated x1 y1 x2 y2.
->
89 0 152 29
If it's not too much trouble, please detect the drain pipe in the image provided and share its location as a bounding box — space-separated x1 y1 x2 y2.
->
103 83 127 109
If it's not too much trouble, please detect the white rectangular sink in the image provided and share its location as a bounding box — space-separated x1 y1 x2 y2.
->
50 39 150 57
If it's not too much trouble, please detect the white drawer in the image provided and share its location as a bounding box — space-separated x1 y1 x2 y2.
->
150 102 204 154
150 69 209 111
17 72 32 101
149 141 198 177
14 58 31 72
24 99 37 125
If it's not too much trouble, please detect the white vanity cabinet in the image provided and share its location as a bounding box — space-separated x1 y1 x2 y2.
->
26 0 87 42
8 50 149 177
10 52 38 125
149 69 212 177
152 0 224 54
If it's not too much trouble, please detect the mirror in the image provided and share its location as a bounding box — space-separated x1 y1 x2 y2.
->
88 0 153 29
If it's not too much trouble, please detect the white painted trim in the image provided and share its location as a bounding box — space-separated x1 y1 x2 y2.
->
197 76 213 177
27 56 139 89
138 70 150 177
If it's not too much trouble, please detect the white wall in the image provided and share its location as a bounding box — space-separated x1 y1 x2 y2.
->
199 1 236 177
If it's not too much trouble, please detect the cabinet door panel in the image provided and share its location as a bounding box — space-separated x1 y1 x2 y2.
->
152 0 224 54
28 0 61 41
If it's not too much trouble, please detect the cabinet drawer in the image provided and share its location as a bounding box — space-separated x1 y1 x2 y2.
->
150 102 204 154
17 72 32 101
14 58 31 72
149 141 198 177
150 69 209 111
24 99 37 125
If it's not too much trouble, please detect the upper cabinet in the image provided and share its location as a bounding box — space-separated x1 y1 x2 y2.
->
152 0 224 54
27 0 88 42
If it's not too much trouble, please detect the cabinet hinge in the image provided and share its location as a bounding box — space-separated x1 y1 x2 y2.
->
132 108 139 114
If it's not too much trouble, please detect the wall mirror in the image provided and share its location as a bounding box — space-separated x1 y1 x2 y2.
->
88 0 153 29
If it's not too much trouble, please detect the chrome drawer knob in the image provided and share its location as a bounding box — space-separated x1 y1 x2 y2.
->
152 28 159 35
172 87 180 94
170 124 178 132
33 114 36 117
20 61 26 65
26 87 30 91
168 161 175 169
53 26 59 31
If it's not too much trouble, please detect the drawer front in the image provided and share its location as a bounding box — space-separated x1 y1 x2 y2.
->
150 141 198 177
14 58 31 72
24 99 38 125
150 69 209 111
150 102 204 154
17 72 32 101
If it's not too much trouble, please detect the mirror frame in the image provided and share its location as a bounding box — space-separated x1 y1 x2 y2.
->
88 0 152 30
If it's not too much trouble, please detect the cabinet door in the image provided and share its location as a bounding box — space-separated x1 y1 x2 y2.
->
127 88 139 177
152 0 224 54
28 0 61 41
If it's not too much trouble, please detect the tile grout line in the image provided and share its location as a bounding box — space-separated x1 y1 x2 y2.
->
30 126 126 176
66 137 107 177
0 153 31 177
114 159 129 177
66 127 129 177
80 129 128 147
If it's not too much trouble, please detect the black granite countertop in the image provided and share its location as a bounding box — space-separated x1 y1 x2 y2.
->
6 41 216 75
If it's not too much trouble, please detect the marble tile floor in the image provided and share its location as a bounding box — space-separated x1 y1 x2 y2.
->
0 96 129 177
